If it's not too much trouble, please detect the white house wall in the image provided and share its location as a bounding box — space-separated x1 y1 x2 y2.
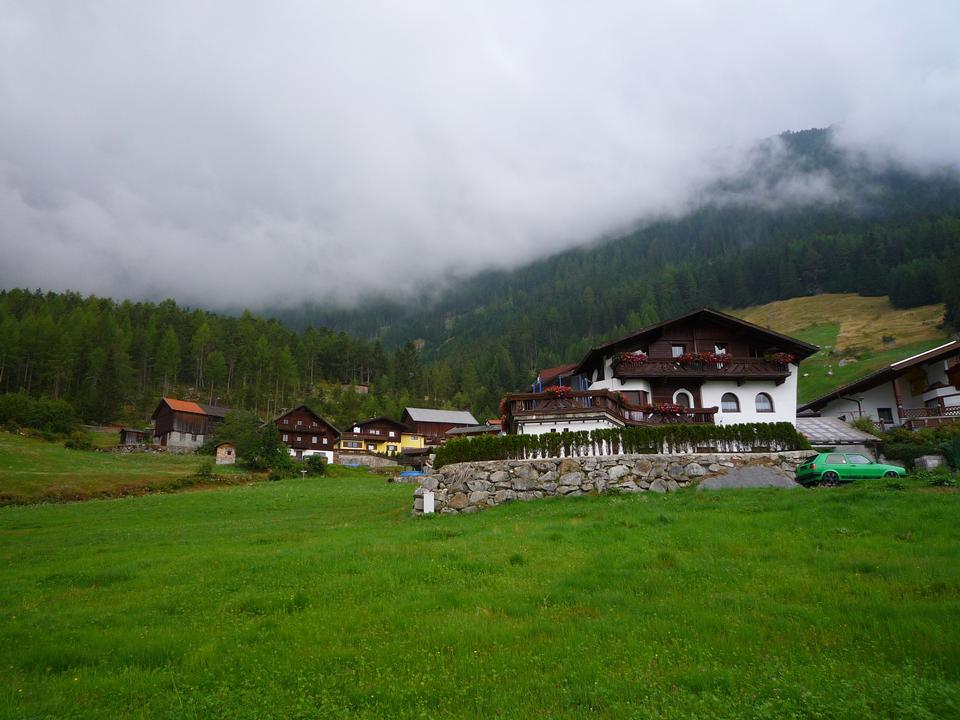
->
700 368 798 425
517 418 620 435
818 382 900 424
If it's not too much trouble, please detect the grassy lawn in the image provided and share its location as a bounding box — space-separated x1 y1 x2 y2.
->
0 433 253 505
732 295 950 404
1 474 958 718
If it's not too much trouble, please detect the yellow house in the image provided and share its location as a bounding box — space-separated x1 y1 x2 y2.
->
338 416 422 457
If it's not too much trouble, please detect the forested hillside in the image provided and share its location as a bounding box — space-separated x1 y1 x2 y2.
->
0 290 471 427
276 128 960 416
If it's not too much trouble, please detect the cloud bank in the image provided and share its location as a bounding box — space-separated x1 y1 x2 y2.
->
1 1 959 308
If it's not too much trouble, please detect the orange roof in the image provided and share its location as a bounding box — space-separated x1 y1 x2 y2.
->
538 363 577 383
162 397 207 415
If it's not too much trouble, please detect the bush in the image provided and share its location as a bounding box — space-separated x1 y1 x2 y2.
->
64 431 94 451
305 455 327 476
434 422 812 468
0 393 79 435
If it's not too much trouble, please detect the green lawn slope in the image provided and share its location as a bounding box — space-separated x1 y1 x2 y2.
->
733 294 949 403
1 475 958 718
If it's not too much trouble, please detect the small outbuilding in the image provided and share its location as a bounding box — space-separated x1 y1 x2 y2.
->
215 442 237 465
119 428 145 446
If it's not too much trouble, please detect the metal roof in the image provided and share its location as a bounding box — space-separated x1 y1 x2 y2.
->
404 407 479 425
796 416 880 446
445 424 501 436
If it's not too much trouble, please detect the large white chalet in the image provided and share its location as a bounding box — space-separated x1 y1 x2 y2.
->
503 308 819 435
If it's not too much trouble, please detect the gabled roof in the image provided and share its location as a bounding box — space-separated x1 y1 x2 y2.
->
445 424 502 436
157 397 206 415
572 307 820 376
403 407 479 425
350 415 408 432
198 403 233 418
273 404 341 434
799 340 960 412
538 364 577 384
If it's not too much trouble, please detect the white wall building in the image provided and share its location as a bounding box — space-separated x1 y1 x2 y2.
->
799 340 960 429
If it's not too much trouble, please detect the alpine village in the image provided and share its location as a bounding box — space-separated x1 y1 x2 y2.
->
3 6 960 717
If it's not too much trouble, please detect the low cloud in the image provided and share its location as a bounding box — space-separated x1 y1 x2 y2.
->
1 1 958 308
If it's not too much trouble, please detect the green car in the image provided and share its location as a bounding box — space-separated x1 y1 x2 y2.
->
795 452 906 486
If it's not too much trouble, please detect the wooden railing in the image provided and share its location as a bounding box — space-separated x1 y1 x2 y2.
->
503 389 717 428
614 356 791 384
900 403 960 429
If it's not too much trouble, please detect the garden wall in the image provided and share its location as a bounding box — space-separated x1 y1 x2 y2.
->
413 451 812 515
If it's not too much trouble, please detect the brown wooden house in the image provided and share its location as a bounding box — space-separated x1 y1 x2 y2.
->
151 397 233 450
274 405 340 461
401 407 479 446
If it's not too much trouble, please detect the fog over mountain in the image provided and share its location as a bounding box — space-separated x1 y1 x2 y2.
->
1 1 959 308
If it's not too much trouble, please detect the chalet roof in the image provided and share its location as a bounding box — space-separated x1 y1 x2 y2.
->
445 424 502 436
273 404 341 434
350 415 408 431
403 407 479 425
538 364 577 384
796 416 880 446
158 397 206 415
572 307 819 377
198 403 233 418
798 340 960 412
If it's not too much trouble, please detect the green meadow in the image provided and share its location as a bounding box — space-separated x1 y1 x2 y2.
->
1 467 959 718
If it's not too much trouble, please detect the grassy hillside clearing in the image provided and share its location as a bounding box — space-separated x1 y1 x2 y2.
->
0 432 256 505
733 295 950 403
1 474 958 718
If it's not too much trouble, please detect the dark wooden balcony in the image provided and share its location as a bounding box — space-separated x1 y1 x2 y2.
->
503 389 717 429
899 402 960 429
613 356 791 385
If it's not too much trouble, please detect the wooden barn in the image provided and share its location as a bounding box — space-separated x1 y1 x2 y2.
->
150 397 233 450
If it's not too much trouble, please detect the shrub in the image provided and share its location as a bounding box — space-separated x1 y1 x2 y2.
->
0 393 79 435
64 431 94 451
305 455 327 476
433 422 811 468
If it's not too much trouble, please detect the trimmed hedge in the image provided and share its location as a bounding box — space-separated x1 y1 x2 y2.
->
434 423 812 469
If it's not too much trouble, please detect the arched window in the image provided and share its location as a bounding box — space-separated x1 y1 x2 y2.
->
674 390 693 409
755 392 774 413
721 392 740 412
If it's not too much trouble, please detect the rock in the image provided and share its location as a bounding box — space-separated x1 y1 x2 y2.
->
633 459 654 476
469 490 490 505
489 470 509 485
696 466 800 491
513 463 538 481
684 463 707 477
462 506 479 514
448 493 469 510
666 479 680 493
708 464 721 472
413 486 424 497
542 482 558 494
588 470 608 481
539 470 558 484
608 465 630 480
420 476 439 491
668 464 685 479
649 478 668 494
915 455 945 470
512 475 536 491
563 488 583 496
621 480 638 490
413 498 424 511
559 471 584 486
494 489 516 504
466 479 491 492
559 458 582 475
638 480 650 490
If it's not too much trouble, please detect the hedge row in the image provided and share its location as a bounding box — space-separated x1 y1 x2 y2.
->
434 423 812 468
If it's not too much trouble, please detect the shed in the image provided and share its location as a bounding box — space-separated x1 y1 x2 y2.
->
215 442 237 465
119 428 145 446
795 416 881 457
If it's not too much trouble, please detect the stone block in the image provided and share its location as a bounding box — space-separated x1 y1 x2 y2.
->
608 464 630 480
542 482 558 494
466 479 491 492
684 462 706 477
633 459 654 476
666 479 680 493
559 471 584 486
468 491 490 505
489 470 509 485
915 455 945 470
513 463 538 481
494 489 516 504
448 493 469 510
420 476 439 491
559 458 582 475
649 478 668 494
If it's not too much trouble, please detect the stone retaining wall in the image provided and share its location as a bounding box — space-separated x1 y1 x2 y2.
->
413 451 812 515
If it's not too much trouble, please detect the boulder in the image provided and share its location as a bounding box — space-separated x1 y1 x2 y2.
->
512 475 537 491
542 482 558 494
608 464 630 480
559 458 582 475
649 478 668 494
466 479 491 492
666 479 681 493
696 466 800 491
633 459 654 477
494 489 516 504
915 455 945 470
513 463 538 481
539 470 558 484
468 491 490 506
420 476 439 491
489 470 510 485
684 463 707 477
448 493 469 510
559 471 584 486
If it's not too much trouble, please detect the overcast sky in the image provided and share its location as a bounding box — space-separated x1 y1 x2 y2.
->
1 1 959 309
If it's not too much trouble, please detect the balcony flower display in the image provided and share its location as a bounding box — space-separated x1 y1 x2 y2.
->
641 402 683 415
544 385 573 396
764 352 796 366
613 351 649 366
677 351 729 367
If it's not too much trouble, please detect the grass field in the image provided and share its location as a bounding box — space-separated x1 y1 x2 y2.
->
0 432 254 505
1 473 958 718
733 295 950 403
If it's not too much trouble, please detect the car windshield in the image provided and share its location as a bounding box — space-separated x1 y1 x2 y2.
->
846 454 872 464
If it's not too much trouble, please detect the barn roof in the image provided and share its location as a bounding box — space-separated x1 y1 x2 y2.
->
160 397 206 415
403 407 479 425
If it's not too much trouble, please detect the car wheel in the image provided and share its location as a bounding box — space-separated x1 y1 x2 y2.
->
820 471 840 486
884 470 899 478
